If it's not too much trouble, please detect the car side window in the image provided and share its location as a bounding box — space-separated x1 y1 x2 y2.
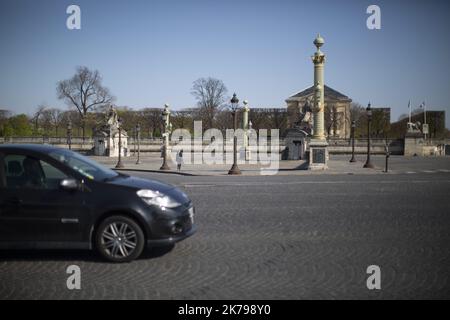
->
0 153 5 188
4 154 68 190
39 160 69 189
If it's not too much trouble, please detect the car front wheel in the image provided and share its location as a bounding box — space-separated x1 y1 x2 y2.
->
95 216 145 262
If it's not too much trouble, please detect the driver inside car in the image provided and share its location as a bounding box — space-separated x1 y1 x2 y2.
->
21 157 47 189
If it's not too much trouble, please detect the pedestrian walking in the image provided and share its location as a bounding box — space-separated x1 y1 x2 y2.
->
176 149 184 171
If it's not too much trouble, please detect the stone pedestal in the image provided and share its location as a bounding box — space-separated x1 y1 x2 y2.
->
240 148 252 161
93 106 129 157
109 131 129 157
93 127 128 157
245 149 251 161
285 127 309 160
404 132 424 157
308 139 329 170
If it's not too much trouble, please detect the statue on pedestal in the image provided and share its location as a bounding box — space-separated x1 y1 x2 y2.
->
407 121 422 133
296 96 313 134
106 105 119 130
93 105 128 157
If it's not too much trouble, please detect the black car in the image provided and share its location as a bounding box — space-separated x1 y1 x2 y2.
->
0 144 196 262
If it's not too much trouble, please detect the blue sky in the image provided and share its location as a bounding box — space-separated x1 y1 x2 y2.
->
0 0 449 127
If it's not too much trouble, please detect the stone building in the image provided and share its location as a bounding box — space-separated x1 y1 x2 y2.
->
285 85 352 139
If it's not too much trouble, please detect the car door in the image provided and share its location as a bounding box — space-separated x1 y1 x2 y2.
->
0 152 88 245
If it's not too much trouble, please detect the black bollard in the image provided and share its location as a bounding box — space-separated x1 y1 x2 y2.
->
384 144 390 173
384 152 390 173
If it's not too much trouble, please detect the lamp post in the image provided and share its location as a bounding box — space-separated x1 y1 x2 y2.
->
132 125 136 156
422 101 428 141
160 104 171 171
115 118 125 169
67 120 72 150
135 124 141 165
363 103 375 168
242 100 250 160
228 93 241 175
349 120 356 162
248 120 253 160
384 143 390 173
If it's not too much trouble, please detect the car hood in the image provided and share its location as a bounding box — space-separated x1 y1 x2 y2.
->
106 175 175 192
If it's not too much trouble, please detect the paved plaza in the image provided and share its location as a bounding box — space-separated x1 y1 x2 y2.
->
1 158 449 299
93 153 450 176
2 0 450 302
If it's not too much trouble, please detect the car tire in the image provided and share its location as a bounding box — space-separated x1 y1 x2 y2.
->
95 215 145 262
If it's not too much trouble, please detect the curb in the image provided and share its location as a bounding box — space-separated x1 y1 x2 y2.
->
112 167 392 177
112 168 200 176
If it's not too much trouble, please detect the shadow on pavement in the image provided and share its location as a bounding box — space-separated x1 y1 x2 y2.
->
0 245 175 263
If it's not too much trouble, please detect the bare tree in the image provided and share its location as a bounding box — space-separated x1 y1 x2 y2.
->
60 110 81 136
116 106 139 135
349 102 365 123
0 109 11 137
191 77 228 130
214 109 233 132
57 66 114 140
371 109 390 138
348 102 367 137
172 110 194 131
249 109 268 132
325 104 340 137
31 104 47 135
142 108 163 138
41 108 64 136
0 109 11 120
270 109 288 134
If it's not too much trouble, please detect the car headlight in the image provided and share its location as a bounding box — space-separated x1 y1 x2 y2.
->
137 189 182 209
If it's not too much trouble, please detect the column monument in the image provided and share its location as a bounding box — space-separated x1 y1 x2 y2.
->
308 34 329 170
160 104 172 170
242 100 251 160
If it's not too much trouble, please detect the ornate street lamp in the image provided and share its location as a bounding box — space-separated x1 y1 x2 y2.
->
228 93 241 175
363 103 375 168
115 117 125 169
349 120 356 162
242 100 251 161
160 104 171 171
135 123 141 165
132 125 136 157
67 120 72 150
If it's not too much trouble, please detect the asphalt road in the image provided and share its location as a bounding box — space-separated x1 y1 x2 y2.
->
1 171 450 299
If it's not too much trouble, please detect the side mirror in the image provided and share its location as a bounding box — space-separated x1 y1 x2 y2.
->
60 178 79 191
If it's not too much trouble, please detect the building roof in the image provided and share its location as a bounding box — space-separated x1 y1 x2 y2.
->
286 85 351 102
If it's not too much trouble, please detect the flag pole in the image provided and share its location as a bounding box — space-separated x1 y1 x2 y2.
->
408 100 412 124
423 101 427 140
424 102 427 127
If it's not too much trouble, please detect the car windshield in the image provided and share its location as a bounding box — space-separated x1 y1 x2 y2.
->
49 150 119 182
